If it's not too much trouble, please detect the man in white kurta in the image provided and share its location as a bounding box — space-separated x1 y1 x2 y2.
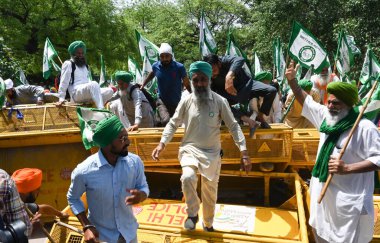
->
285 62 380 243
56 41 113 109
152 61 251 232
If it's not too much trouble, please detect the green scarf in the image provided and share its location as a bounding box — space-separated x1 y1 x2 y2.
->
312 108 359 182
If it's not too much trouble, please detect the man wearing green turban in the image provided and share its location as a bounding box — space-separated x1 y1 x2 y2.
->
285 62 380 242
106 71 154 131
284 79 321 128
68 115 149 243
56 40 114 109
152 61 251 232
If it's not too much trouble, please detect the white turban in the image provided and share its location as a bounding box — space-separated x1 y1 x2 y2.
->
159 43 173 55
4 79 13 90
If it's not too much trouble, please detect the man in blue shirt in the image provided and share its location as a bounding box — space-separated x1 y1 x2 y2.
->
141 43 190 126
67 115 149 243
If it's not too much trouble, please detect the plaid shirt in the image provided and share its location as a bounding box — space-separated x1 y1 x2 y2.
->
0 169 31 235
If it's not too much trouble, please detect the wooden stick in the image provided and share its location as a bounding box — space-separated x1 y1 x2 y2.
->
54 220 84 235
57 56 63 66
42 106 47 130
318 80 379 203
280 96 296 123
25 207 56 243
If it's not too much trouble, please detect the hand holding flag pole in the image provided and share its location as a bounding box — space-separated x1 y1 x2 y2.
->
318 79 379 203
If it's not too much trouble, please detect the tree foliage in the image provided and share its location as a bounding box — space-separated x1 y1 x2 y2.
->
0 0 379 83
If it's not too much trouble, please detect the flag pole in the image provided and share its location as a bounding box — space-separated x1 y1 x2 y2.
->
57 55 63 66
280 96 296 123
318 79 379 203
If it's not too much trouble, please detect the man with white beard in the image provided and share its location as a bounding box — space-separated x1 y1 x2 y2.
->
151 61 251 232
285 61 380 243
310 66 340 105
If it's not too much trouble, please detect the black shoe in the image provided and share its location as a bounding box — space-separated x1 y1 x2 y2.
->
202 223 214 232
184 215 198 230
259 121 271 129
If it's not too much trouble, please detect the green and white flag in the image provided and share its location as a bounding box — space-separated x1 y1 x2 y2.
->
254 52 262 75
359 46 380 97
135 30 159 64
199 12 217 57
99 54 108 88
142 48 158 100
43 37 59 79
335 30 361 77
273 37 286 82
15 69 29 86
128 56 143 84
226 30 252 77
77 107 113 150
359 46 380 84
358 83 380 120
288 22 328 73
0 78 5 108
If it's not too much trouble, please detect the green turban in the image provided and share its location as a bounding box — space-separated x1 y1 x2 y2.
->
114 71 133 84
92 115 124 148
327 82 358 107
189 61 212 80
68 41 86 56
254 71 273 82
298 79 313 91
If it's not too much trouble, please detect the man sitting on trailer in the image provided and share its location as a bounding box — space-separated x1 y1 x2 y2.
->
68 115 149 243
55 41 114 109
285 61 380 243
151 61 251 232
11 168 69 221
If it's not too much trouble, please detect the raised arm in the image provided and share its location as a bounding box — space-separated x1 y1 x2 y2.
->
285 61 308 106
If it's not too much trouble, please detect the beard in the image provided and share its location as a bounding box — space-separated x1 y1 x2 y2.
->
74 56 87 67
110 144 129 157
325 107 349 126
192 82 211 104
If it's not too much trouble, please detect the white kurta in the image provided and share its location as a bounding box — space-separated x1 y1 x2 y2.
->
302 95 380 243
58 60 113 108
160 91 246 181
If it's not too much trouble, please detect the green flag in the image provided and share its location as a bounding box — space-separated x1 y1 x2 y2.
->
15 69 29 86
302 66 314 80
359 46 380 97
135 30 159 64
360 46 380 85
43 37 59 79
99 54 108 88
199 11 217 57
288 22 328 73
254 52 262 75
226 29 252 77
77 107 113 150
0 78 5 107
142 48 158 100
128 56 143 84
335 30 361 77
273 37 286 82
